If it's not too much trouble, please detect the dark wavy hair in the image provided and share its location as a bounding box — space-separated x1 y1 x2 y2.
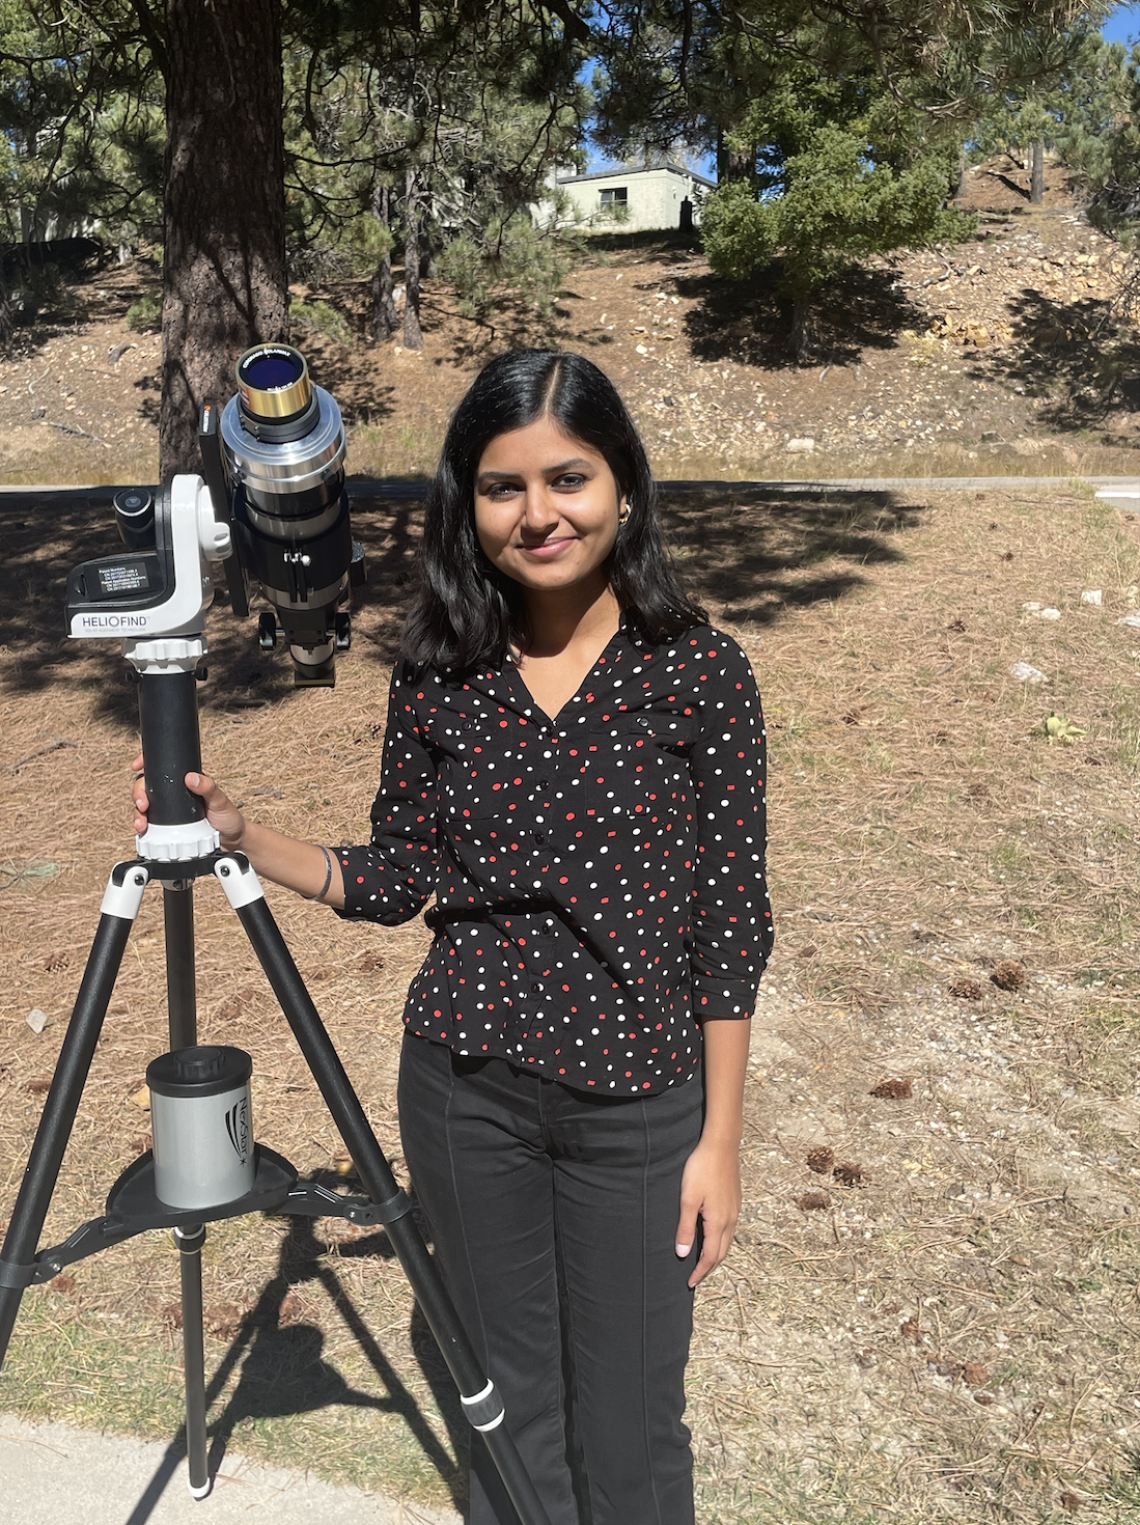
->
401 349 707 672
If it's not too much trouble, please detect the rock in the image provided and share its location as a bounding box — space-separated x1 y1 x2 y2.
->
785 437 815 453
25 1008 48 1034
1081 590 1103 605
1116 615 1140 629
1010 661 1047 683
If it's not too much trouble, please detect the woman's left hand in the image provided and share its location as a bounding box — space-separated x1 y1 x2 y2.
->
675 1135 741 1288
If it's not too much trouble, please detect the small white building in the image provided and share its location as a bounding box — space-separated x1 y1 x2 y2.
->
538 165 714 234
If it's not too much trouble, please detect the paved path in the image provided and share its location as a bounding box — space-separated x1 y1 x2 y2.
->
0 474 1137 501
0 1413 460 1524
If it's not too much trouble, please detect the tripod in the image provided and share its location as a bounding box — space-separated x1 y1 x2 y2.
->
0 645 551 1525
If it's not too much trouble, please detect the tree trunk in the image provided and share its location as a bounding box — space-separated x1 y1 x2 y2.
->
370 183 398 341
403 166 423 351
954 152 968 202
716 129 755 190
1030 140 1045 204
160 0 288 476
790 296 813 365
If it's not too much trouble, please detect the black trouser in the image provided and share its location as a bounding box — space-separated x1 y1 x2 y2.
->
398 1033 704 1525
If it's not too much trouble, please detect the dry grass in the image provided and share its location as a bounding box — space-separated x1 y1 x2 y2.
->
2 482 1140 1520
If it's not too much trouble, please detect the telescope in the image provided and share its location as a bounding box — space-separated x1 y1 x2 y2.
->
66 341 365 687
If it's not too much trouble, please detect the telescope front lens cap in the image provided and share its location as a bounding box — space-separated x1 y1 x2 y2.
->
236 343 311 420
113 488 152 517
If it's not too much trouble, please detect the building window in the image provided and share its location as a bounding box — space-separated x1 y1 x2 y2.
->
599 187 628 208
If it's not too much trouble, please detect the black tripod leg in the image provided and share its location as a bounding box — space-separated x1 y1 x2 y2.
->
0 862 149 1367
214 857 552 1525
175 1225 210 1498
163 881 210 1499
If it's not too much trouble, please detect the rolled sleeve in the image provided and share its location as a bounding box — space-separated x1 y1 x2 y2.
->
336 670 440 924
689 636 773 1019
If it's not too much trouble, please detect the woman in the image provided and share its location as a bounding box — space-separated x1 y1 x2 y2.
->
134 349 772 1524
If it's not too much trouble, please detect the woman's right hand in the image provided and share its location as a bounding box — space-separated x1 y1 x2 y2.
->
131 753 248 850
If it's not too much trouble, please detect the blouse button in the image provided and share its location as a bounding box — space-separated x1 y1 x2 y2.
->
534 830 546 845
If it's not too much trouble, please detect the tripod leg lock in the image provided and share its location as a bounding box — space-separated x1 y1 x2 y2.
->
101 863 150 919
362 1187 414 1226
460 1378 505 1432
0 1258 38 1291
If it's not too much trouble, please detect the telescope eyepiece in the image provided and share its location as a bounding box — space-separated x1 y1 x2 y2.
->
236 343 312 425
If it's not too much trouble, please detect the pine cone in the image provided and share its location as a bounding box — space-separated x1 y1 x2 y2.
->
870 1077 913 1099
991 959 1026 992
833 1160 866 1187
797 1191 830 1211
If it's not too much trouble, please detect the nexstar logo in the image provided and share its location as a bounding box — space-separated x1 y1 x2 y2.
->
78 613 149 629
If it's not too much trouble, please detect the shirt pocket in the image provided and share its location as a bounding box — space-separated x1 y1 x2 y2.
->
424 714 490 815
585 713 697 819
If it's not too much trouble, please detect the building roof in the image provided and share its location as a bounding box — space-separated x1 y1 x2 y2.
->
557 163 716 191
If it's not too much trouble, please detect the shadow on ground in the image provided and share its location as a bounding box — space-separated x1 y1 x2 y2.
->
676 259 927 369
966 287 1140 434
0 483 924 714
122 1179 469 1523
661 485 924 624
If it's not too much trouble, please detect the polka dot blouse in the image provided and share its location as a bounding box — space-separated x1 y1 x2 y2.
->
335 619 773 1095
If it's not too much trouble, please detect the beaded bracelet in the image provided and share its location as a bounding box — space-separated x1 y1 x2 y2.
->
307 844 333 903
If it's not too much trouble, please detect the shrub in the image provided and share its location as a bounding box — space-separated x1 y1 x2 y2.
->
126 295 161 332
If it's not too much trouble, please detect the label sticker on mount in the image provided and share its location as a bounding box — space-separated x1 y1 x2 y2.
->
96 559 154 595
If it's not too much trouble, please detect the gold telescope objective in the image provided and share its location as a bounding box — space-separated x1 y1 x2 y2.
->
235 343 312 420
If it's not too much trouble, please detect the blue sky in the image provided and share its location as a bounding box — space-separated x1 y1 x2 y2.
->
587 6 1140 178
1103 2 1140 46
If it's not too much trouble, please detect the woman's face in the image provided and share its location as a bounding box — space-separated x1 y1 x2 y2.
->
473 414 626 598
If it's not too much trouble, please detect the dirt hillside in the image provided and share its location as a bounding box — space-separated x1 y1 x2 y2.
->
0 156 1137 487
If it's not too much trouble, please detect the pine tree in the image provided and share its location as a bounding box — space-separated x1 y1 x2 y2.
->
591 0 1107 359
969 26 1127 203
700 73 970 358
284 2 588 347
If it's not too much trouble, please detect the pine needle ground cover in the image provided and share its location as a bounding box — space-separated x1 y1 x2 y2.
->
1 482 1139 1521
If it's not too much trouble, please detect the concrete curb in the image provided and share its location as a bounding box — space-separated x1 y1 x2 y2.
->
0 1413 460 1524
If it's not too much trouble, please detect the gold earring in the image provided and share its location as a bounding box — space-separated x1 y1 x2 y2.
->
618 500 632 524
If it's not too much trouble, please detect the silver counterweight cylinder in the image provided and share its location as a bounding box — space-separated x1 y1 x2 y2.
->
146 1046 254 1210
